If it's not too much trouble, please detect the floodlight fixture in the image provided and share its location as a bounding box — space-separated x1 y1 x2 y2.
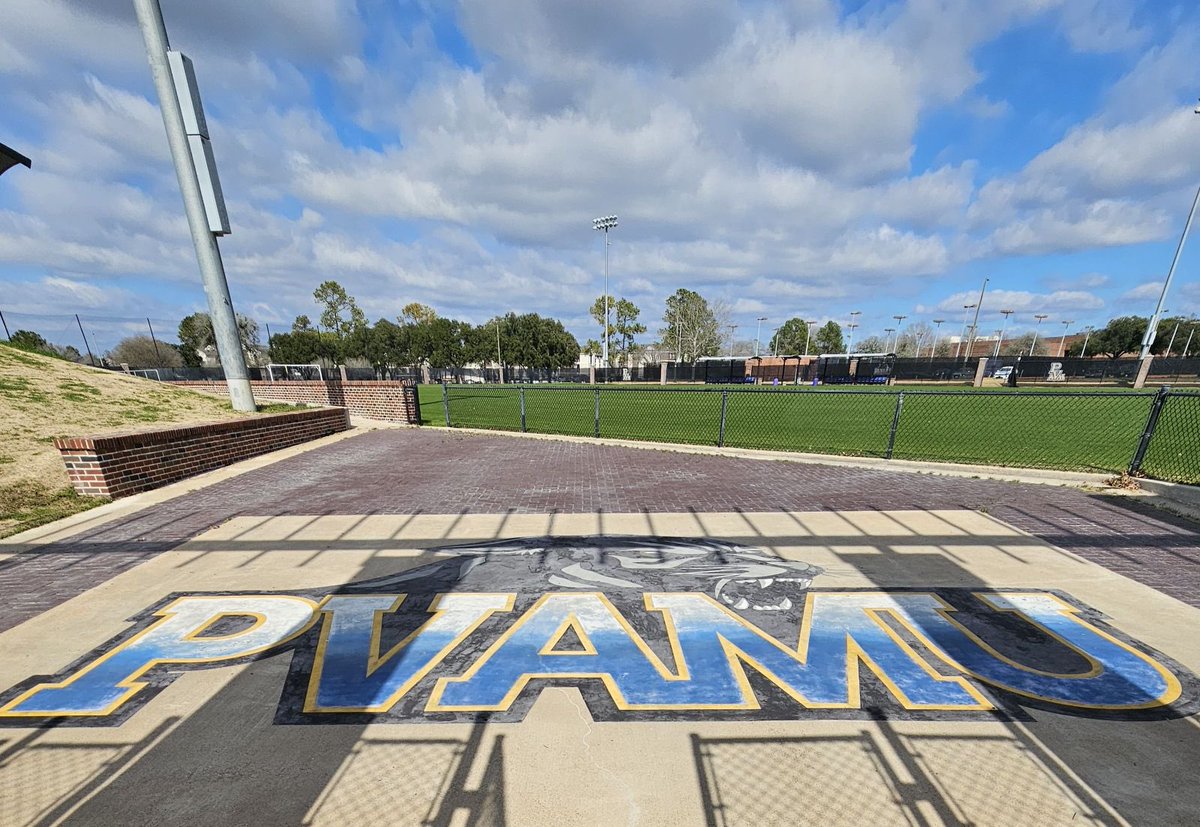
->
0 142 31 178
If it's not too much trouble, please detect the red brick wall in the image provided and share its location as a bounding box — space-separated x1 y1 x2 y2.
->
173 380 419 424
56 407 351 499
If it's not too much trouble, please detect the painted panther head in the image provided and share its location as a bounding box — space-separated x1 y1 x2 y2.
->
348 535 823 613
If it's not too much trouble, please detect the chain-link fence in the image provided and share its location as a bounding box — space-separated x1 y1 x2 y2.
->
422 384 1199 483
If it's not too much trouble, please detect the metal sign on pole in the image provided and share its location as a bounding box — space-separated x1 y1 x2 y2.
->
132 0 254 412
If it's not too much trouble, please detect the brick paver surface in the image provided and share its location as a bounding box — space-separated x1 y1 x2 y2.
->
2 428 1197 632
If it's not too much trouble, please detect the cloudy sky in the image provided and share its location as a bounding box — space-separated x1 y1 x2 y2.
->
2 0 1199 351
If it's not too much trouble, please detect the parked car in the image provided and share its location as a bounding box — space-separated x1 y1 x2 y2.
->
992 366 1014 381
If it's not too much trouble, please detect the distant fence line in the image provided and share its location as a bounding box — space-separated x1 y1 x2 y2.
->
107 350 1200 389
422 383 1198 485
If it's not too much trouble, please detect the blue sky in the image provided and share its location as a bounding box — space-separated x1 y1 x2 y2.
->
1 0 1199 352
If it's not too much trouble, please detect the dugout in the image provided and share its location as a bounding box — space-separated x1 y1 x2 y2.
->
803 353 895 384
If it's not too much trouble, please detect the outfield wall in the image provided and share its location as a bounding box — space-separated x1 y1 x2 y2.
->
173 379 420 424
56 407 351 498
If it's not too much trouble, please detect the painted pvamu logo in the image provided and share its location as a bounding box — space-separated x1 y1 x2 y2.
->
0 536 1193 725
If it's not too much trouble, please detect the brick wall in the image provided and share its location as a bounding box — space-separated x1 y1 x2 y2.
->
173 380 420 424
56 407 351 499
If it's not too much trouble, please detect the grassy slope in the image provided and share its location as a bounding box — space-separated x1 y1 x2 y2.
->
417 384 1197 482
0 343 255 537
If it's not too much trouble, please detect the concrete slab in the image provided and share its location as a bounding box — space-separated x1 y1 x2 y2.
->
2 508 1198 826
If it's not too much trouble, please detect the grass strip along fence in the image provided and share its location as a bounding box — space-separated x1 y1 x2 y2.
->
417 384 1200 484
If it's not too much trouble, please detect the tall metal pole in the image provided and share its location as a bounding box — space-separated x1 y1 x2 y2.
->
1165 321 1180 356
892 315 906 353
754 316 766 357
1030 314 1048 356
146 318 163 364
930 319 944 359
965 278 988 361
495 318 504 384
954 304 973 358
603 230 610 369
0 309 9 340
133 0 254 411
803 321 815 357
75 314 96 366
847 310 861 353
994 309 1013 358
1080 326 1093 358
1141 182 1200 359
1181 327 1194 358
1058 320 1073 357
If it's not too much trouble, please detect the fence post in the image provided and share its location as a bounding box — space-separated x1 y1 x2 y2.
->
441 382 451 427
1129 386 1170 474
885 392 905 459
594 387 601 438
519 385 527 433
717 389 729 447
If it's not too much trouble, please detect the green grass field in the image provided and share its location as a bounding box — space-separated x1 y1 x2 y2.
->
416 384 1199 483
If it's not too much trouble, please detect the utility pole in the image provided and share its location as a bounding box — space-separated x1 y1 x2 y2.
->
146 318 163 364
133 0 254 411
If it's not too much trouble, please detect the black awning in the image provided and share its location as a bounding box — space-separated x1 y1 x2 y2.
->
0 141 32 177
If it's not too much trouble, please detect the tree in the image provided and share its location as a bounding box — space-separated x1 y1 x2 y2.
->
9 330 50 352
857 335 887 354
292 315 313 332
485 312 579 373
401 303 438 325
767 318 815 355
589 295 644 365
660 288 721 362
1090 316 1146 359
812 321 845 354
364 319 414 374
107 335 183 367
1005 332 1046 357
178 311 265 366
313 280 366 344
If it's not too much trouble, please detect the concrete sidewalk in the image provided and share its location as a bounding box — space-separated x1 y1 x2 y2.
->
1 428 1198 825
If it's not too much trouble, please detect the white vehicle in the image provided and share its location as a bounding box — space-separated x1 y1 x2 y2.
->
992 366 1014 381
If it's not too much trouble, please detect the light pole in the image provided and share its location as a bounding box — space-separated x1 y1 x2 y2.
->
1058 320 1074 357
964 277 989 362
771 326 781 357
1165 320 1181 356
1030 314 1048 355
494 317 504 384
1080 325 1094 358
592 214 618 372
133 0 254 411
994 309 1014 358
727 324 739 357
847 310 861 353
955 304 975 358
892 315 907 353
754 316 767 357
1183 324 1196 357
930 319 945 359
884 328 895 352
1140 102 1200 359
803 320 817 357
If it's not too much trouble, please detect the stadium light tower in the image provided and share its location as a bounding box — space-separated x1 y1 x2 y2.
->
592 214 618 371
1030 314 1049 355
727 324 739 357
892 315 907 353
929 319 945 358
754 316 767 357
955 304 975 359
1058 320 1074 357
884 328 895 352
847 310 862 353
994 309 1014 358
1080 325 1095 358
803 320 817 357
